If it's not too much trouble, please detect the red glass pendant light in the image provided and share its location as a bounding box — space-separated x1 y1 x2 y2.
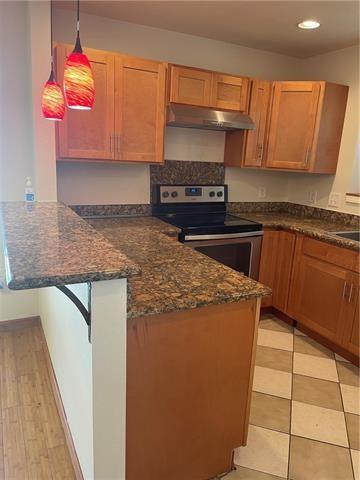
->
64 0 95 110
41 0 64 121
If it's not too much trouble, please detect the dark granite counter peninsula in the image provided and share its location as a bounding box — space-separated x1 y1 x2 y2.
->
0 202 140 290
86 216 271 319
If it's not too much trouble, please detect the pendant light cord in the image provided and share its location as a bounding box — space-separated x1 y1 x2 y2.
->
50 0 53 70
74 0 82 52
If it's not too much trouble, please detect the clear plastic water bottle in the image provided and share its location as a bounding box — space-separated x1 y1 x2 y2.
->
25 177 35 203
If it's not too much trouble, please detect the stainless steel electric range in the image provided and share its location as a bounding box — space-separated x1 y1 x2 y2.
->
153 184 263 280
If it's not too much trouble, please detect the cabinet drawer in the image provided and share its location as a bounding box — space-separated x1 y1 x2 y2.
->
302 237 359 273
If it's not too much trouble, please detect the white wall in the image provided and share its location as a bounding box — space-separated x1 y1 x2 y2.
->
54 8 301 206
40 279 128 480
40 284 93 479
287 45 359 214
0 1 35 202
0 1 40 321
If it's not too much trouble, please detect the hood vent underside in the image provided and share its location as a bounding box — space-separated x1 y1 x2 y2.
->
166 104 255 131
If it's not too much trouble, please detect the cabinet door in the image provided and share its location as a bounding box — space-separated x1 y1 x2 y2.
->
265 82 321 170
259 230 295 311
272 231 296 313
259 230 278 307
211 74 249 111
341 273 359 357
289 241 350 344
115 56 166 163
56 45 115 160
243 80 271 167
169 66 212 107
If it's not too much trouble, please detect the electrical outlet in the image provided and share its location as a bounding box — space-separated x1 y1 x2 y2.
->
308 191 317 204
328 192 342 208
258 186 267 198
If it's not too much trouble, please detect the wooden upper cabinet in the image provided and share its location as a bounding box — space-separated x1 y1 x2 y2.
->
266 82 321 170
115 56 166 163
265 81 348 173
211 74 249 112
169 66 212 107
56 45 115 161
169 65 249 111
243 80 271 167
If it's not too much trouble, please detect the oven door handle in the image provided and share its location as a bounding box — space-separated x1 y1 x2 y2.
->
184 231 264 241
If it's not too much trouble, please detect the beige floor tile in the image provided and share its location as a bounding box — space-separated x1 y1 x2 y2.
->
289 436 354 480
346 413 360 450
351 449 360 480
255 346 293 373
233 425 289 479
341 384 360 415
257 329 293 352
337 362 360 387
252 366 292 400
224 466 281 479
250 392 291 433
293 352 338 382
292 374 343 411
294 328 306 336
259 316 293 334
291 400 348 447
294 335 334 359
335 353 351 363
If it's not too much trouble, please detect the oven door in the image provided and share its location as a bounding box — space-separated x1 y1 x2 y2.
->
184 232 263 280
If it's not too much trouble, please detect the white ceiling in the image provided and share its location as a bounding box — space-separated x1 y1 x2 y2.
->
55 1 360 58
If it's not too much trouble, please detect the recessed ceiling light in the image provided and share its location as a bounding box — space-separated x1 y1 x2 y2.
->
297 19 321 29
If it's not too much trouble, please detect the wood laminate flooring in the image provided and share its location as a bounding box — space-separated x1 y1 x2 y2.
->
0 318 76 479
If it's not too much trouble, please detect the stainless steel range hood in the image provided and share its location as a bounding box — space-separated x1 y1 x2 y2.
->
166 104 255 131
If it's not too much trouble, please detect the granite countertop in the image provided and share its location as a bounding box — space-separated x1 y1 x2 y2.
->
230 211 359 251
0 202 140 290
86 216 271 319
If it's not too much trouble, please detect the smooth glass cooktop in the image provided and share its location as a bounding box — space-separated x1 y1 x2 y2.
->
158 213 260 230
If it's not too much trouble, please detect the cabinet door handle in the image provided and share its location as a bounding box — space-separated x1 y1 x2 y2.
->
109 135 113 153
342 282 347 300
116 135 121 154
348 284 354 303
305 146 310 166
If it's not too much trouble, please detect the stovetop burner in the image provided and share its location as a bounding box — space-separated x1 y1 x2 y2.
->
152 184 263 238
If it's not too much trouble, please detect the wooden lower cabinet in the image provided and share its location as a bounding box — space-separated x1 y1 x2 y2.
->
337 271 359 357
288 235 359 357
259 229 295 313
259 232 359 362
126 300 260 480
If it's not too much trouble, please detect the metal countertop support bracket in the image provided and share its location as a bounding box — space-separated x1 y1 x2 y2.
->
56 283 92 342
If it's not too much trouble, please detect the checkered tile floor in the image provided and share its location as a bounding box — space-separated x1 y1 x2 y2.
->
224 313 360 480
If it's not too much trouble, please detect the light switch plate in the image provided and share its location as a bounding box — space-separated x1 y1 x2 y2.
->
258 186 266 198
328 192 342 208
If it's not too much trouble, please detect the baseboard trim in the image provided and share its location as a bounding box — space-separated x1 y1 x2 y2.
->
39 321 84 480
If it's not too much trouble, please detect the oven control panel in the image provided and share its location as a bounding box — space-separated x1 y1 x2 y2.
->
158 185 227 203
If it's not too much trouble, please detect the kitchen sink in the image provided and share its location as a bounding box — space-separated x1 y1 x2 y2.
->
330 231 360 242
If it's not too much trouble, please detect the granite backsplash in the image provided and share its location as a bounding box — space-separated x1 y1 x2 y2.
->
149 160 225 202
